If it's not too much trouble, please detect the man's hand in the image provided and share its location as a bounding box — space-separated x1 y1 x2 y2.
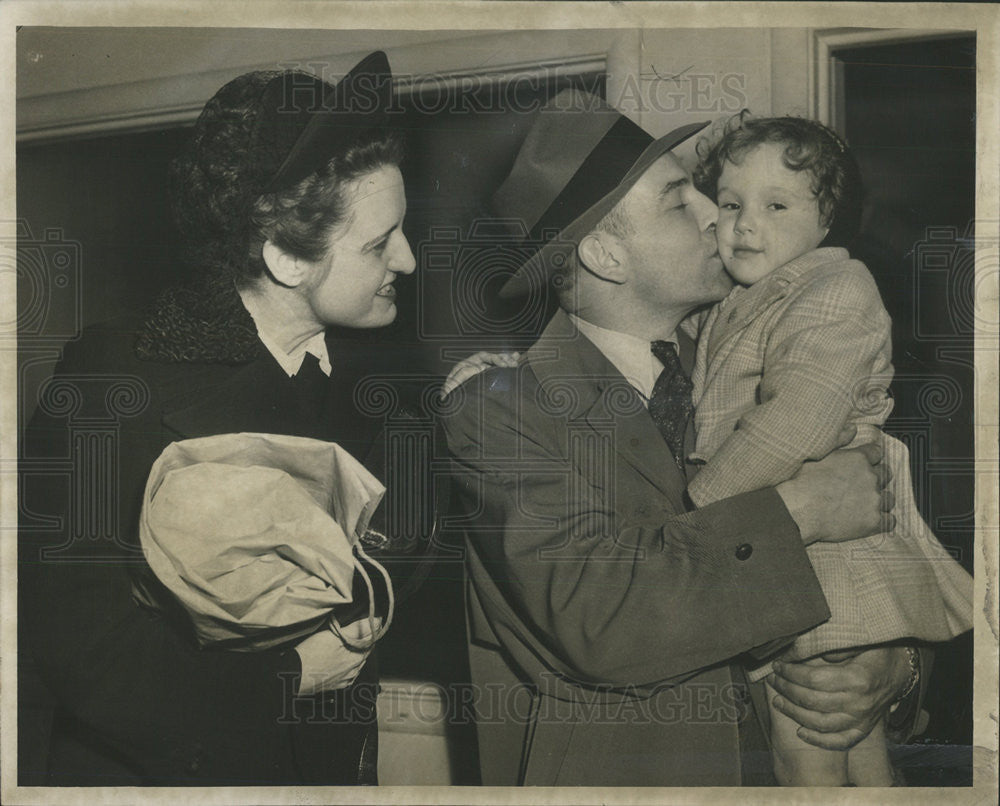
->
766 645 912 750
440 351 520 398
776 427 894 545
293 618 381 696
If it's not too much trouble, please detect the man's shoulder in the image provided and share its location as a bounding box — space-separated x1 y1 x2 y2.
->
442 362 538 419
439 310 613 445
439 356 575 460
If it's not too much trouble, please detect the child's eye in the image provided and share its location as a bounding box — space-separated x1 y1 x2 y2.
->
768 203 787 211
720 202 740 211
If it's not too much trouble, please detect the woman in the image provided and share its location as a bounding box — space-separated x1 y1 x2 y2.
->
19 51 431 786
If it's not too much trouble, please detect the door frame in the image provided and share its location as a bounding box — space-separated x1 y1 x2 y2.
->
808 27 972 131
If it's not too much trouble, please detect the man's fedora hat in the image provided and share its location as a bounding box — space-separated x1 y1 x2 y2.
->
494 90 709 298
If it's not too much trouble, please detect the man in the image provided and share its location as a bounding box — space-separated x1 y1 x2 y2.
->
18 52 431 785
440 90 917 786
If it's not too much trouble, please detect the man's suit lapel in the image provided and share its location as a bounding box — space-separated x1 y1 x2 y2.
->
528 310 687 506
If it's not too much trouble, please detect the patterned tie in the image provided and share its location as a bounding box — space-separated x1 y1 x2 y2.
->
648 340 693 472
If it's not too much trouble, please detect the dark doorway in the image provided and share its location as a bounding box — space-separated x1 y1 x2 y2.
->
838 34 976 784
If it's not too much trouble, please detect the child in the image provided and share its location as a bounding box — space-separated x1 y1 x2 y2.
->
687 114 973 786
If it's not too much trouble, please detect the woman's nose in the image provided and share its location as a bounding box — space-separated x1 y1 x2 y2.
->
389 232 416 275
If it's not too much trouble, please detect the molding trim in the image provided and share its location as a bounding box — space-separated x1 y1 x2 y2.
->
809 28 970 129
393 53 606 97
18 52 607 145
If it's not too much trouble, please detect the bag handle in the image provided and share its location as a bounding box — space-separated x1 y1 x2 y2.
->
329 544 395 651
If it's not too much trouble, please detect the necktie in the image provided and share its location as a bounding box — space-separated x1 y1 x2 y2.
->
648 340 693 472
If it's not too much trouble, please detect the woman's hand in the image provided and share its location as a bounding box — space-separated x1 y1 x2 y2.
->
440 351 520 398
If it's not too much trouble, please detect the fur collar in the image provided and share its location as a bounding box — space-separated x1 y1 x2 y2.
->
134 273 263 364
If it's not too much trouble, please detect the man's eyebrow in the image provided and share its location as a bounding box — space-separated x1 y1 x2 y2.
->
658 178 689 198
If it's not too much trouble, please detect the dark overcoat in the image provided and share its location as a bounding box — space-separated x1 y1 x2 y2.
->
18 279 436 785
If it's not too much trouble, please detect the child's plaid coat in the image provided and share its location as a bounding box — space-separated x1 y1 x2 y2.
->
686 247 971 670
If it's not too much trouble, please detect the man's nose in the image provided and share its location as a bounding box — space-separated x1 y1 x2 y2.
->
691 189 719 232
389 232 416 275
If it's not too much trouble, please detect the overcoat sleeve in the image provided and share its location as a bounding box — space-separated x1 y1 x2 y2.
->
441 367 829 690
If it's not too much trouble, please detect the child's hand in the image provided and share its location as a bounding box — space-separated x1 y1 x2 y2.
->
440 351 520 398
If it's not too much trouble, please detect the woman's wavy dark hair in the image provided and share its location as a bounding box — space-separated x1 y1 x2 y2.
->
694 111 864 248
170 70 405 286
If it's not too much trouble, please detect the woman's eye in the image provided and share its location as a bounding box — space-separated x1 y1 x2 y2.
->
370 239 389 254
720 202 740 211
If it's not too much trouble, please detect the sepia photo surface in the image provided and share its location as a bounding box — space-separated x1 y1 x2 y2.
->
2 2 997 804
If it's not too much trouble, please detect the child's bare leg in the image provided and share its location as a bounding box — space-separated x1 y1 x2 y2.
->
847 713 895 786
766 679 848 786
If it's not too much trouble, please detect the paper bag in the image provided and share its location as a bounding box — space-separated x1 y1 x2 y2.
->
137 432 386 649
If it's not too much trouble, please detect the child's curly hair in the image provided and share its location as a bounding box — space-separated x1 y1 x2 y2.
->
170 70 404 286
694 112 864 248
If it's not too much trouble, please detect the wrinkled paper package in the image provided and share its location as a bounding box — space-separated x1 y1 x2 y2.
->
136 432 386 650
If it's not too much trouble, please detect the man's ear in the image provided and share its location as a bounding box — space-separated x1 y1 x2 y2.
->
577 231 627 284
262 240 309 288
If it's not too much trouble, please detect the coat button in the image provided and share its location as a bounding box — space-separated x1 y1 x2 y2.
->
735 543 753 561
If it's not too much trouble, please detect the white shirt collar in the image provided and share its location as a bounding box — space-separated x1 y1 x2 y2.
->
238 291 332 377
569 313 677 406
257 328 332 378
